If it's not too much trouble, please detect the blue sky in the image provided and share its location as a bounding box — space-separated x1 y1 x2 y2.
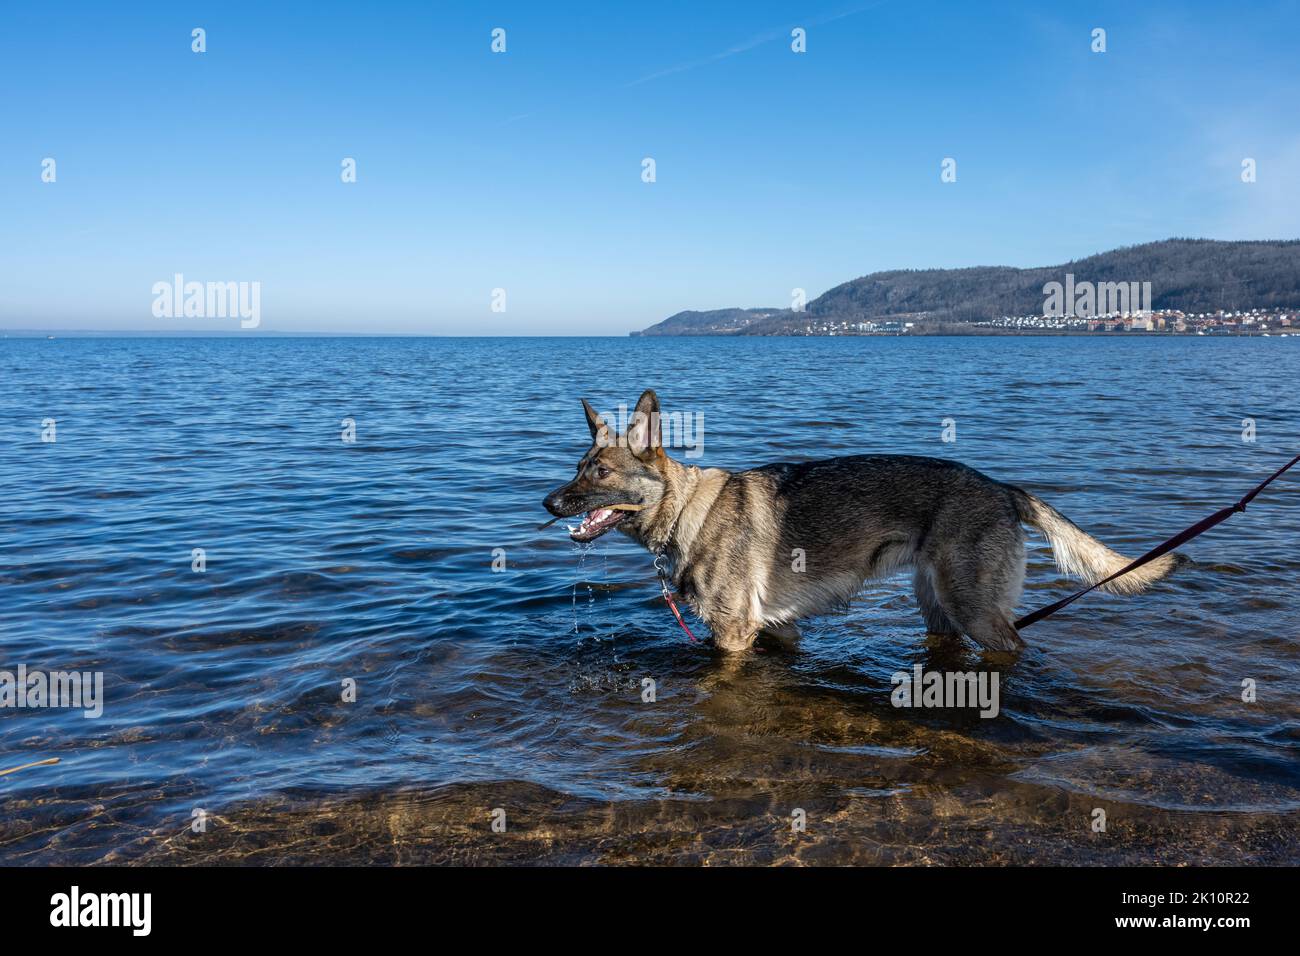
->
2 0 1297 334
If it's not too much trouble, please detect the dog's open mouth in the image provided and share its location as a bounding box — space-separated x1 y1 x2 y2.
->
568 508 629 542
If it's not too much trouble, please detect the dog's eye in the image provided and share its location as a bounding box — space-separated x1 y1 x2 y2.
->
596 466 611 479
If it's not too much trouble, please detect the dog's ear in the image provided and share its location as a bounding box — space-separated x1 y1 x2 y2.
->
581 398 610 445
626 389 663 460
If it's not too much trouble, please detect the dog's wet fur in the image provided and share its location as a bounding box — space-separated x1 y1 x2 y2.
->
543 390 1181 654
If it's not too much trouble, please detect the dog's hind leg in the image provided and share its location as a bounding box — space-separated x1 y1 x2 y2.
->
759 621 802 648
925 529 1027 654
710 616 759 653
913 565 959 637
955 606 1024 653
938 582 1025 652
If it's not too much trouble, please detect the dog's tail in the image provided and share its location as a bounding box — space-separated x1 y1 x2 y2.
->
1009 487 1183 595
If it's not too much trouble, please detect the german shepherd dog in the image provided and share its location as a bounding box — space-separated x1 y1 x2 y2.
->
543 390 1181 653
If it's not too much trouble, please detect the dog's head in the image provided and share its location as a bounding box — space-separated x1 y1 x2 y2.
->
543 389 670 542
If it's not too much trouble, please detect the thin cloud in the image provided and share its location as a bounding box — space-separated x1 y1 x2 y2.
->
504 1 890 123
624 1 887 88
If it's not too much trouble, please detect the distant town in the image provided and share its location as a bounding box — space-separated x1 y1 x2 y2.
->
797 307 1300 336
634 239 1300 338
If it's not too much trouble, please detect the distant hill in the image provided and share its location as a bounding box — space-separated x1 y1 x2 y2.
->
629 307 786 336
635 239 1300 335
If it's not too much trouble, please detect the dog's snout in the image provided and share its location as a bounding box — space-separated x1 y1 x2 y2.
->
543 484 573 517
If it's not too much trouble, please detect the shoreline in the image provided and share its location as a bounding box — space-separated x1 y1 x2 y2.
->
633 330 1292 338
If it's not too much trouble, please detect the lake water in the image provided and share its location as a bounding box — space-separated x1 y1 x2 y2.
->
2 335 1298 864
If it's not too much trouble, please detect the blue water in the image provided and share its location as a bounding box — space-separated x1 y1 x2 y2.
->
2 335 1298 864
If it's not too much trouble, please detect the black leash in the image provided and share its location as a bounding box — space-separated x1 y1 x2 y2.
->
1016 452 1300 630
